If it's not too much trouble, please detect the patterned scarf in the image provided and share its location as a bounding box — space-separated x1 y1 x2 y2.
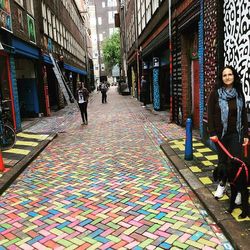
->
218 87 243 140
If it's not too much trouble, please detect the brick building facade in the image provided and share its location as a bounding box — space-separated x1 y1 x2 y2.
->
0 0 91 131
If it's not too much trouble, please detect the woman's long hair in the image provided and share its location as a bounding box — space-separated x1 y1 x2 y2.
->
216 65 243 96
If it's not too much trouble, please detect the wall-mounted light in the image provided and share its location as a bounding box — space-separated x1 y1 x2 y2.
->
0 42 4 50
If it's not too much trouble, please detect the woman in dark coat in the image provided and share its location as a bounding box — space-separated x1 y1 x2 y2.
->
207 66 249 207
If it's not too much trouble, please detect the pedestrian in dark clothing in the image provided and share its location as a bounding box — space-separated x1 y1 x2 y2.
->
207 65 249 217
76 82 89 125
141 76 147 107
100 82 108 103
57 55 65 76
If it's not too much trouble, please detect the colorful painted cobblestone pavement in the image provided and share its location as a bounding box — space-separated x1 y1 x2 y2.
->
0 88 233 249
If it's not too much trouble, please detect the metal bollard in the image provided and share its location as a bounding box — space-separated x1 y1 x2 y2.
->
184 118 193 160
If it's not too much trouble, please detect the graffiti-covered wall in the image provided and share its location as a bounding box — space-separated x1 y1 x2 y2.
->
224 0 250 104
203 0 218 114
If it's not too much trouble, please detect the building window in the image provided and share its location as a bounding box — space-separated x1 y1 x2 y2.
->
47 8 53 38
107 0 117 7
99 33 103 41
42 2 48 34
26 0 34 16
98 17 102 25
52 15 57 42
102 2 105 8
109 28 115 36
108 11 115 24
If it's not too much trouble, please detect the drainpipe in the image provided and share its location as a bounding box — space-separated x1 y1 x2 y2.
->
169 0 173 122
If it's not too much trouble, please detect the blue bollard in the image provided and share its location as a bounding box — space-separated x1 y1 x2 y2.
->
185 118 193 160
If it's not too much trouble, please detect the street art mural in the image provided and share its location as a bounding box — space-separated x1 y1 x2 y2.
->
224 0 250 105
0 0 12 32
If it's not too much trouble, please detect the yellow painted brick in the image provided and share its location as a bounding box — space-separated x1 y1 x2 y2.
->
30 215 43 222
183 214 201 220
23 225 37 233
112 207 123 213
198 238 217 248
186 239 204 249
193 152 203 157
162 202 171 208
206 155 217 160
179 227 195 234
165 235 179 244
50 228 63 236
97 213 109 219
166 211 177 218
201 160 214 166
189 166 202 172
172 221 185 229
112 216 125 224
151 218 165 225
87 242 102 250
15 237 32 246
190 225 208 234
54 217 66 223
199 177 213 185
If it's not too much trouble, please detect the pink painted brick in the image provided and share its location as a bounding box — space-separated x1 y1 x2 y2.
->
143 232 158 239
99 241 115 249
172 216 188 222
120 234 134 243
85 224 98 231
154 230 170 238
118 221 131 228
40 234 56 243
125 241 139 249
179 233 191 242
100 228 114 237
134 214 145 221
19 244 34 250
159 223 172 231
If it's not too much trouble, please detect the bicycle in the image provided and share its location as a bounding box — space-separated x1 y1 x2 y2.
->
0 99 16 151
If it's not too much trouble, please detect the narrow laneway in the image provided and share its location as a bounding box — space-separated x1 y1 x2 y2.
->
0 87 233 249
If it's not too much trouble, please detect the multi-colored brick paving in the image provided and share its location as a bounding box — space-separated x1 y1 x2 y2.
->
0 88 233 249
168 138 250 223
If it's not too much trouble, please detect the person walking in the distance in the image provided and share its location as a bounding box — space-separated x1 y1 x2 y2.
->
207 65 249 204
76 82 89 125
100 82 108 103
141 76 147 107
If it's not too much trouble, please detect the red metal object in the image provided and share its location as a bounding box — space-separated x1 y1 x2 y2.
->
0 151 9 173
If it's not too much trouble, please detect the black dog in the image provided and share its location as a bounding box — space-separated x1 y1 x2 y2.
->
227 157 249 219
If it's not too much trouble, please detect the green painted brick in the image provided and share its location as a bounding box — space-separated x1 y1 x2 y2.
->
106 235 121 243
107 222 120 230
173 240 188 249
139 239 154 248
61 227 74 234
87 242 102 250
148 224 161 233
82 237 97 244
57 239 73 247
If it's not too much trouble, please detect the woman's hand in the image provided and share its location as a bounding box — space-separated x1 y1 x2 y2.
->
242 138 249 147
210 136 218 143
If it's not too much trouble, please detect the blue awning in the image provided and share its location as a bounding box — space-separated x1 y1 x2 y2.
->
64 63 87 75
43 54 53 65
12 38 39 59
42 54 87 75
